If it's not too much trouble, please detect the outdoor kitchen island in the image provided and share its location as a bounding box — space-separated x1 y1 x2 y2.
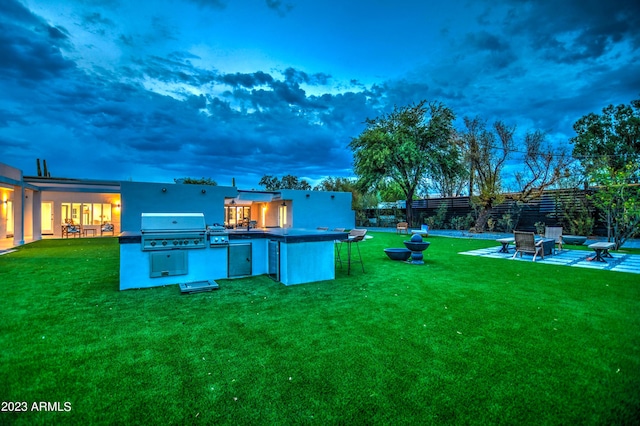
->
119 227 347 290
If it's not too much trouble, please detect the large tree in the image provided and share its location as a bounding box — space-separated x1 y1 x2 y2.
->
349 100 456 226
461 117 570 231
571 99 640 248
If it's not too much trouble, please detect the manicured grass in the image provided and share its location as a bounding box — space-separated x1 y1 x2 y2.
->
1 234 639 425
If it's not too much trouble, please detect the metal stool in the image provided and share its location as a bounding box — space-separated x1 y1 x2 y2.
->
336 229 366 274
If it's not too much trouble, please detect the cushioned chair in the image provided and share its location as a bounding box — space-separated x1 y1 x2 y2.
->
512 231 544 262
336 229 367 274
62 219 82 238
544 226 563 253
101 222 114 236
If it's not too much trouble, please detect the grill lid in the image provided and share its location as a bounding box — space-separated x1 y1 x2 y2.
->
141 213 206 233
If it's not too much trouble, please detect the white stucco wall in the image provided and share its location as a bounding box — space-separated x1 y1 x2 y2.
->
278 189 355 230
120 181 238 232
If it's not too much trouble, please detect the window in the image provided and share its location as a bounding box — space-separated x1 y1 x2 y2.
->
224 206 250 227
61 203 111 225
279 204 287 227
92 203 112 224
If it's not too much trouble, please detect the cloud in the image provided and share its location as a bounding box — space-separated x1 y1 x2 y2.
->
183 0 227 10
265 0 294 17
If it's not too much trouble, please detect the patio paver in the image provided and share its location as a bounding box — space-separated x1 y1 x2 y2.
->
459 247 640 274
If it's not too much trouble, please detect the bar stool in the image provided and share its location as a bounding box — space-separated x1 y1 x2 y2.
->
336 229 367 274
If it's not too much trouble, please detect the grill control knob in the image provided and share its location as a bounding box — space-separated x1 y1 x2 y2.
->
162 240 167 246
194 240 199 245
150 241 156 246
214 237 218 243
184 240 189 245
173 240 179 245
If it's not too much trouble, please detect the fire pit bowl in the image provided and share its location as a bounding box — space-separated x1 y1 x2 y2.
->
403 233 430 264
384 248 412 261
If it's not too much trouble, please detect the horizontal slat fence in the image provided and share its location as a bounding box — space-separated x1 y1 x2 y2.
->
363 188 610 236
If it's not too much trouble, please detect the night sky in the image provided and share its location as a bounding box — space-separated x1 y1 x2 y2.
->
1 0 638 190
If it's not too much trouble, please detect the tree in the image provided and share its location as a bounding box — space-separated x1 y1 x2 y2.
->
427 131 468 197
571 99 640 248
461 118 512 230
349 100 456 226
571 99 640 180
589 164 640 249
314 176 362 212
461 117 570 231
259 174 312 190
174 177 217 185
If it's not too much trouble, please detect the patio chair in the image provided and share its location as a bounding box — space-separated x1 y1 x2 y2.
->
544 226 563 253
336 229 367 274
101 222 114 236
512 231 544 262
62 219 82 238
396 222 409 234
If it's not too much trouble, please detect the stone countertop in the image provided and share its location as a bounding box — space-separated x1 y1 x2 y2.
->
119 229 348 244
229 228 346 243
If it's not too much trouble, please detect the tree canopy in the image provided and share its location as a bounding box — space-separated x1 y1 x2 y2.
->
174 177 217 185
259 174 312 190
459 117 570 231
571 99 640 181
571 99 640 248
349 100 456 225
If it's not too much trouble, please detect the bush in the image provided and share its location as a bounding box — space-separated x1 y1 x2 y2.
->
498 213 515 233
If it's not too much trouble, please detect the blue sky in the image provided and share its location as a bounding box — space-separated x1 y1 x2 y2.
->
1 0 639 190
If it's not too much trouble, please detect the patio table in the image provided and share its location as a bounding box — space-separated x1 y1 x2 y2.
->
587 242 615 262
496 237 514 253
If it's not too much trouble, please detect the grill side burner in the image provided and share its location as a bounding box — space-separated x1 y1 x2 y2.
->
141 213 207 251
208 224 229 247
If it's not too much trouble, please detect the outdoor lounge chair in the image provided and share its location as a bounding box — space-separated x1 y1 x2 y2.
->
544 226 563 253
396 222 409 234
336 229 367 274
512 231 544 262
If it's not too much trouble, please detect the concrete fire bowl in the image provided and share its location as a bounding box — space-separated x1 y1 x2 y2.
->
384 248 412 261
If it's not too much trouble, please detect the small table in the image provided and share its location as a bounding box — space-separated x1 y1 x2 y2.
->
587 242 615 262
496 237 514 253
84 228 96 237
539 238 555 256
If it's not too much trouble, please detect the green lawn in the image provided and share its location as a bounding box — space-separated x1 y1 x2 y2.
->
1 234 639 425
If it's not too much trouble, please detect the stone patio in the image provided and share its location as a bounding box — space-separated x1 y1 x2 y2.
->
459 246 640 274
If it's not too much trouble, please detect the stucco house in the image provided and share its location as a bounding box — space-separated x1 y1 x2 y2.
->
0 162 355 248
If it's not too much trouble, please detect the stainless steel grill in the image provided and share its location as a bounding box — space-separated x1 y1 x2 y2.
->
141 213 206 251
208 224 229 247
